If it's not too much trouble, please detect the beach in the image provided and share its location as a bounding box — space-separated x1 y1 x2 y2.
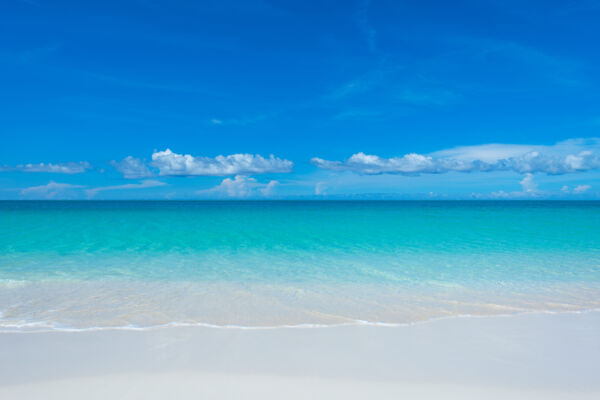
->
5 0 600 396
1 201 599 397
1 311 599 399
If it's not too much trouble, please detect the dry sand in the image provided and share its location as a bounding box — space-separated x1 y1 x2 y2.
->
1 311 599 399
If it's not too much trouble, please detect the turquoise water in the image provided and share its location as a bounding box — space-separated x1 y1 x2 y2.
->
1 201 599 330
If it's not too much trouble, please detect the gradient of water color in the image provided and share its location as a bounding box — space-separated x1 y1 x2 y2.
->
1 201 599 330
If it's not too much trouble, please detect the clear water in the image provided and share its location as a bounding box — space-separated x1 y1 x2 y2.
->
1 201 599 330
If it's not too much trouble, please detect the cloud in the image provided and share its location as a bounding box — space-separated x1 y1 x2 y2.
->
519 173 538 193
205 113 271 127
482 174 595 199
311 138 600 176
397 89 462 106
453 36 581 87
488 174 540 199
260 180 279 196
1 161 92 174
356 0 376 52
151 149 293 176
574 184 591 194
197 175 280 198
21 181 85 199
560 184 592 194
328 69 385 100
110 156 154 179
315 182 327 195
86 180 166 197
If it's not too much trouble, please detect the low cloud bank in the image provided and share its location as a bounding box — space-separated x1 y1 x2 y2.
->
2 162 91 174
312 138 600 175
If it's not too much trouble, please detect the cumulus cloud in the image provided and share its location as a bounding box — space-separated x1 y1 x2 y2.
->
86 180 166 197
260 180 279 196
151 149 293 176
519 173 538 193
574 184 591 194
21 181 85 199
110 156 154 179
487 174 540 199
315 182 327 195
311 138 600 176
1 161 91 174
197 175 280 198
560 184 592 194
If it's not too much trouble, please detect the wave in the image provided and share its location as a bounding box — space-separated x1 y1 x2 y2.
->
2 308 599 334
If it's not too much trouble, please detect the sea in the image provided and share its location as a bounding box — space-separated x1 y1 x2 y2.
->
1 200 599 331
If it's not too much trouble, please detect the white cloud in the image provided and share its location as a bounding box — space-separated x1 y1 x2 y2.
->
311 138 600 176
260 180 279 196
489 190 511 199
574 184 591 194
315 182 327 195
151 149 293 176
519 173 538 193
197 175 280 198
86 180 166 197
1 161 92 174
560 184 592 194
110 156 154 179
488 175 539 199
21 181 85 199
482 175 594 199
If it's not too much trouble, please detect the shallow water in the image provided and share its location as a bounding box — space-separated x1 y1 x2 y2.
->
1 201 599 330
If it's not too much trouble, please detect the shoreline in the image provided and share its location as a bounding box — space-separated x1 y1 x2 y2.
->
2 310 599 399
2 306 600 333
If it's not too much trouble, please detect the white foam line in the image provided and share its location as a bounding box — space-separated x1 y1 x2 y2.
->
1 308 599 334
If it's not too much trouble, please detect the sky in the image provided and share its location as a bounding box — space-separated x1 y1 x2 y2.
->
1 0 600 199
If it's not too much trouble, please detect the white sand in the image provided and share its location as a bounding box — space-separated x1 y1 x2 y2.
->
1 311 599 399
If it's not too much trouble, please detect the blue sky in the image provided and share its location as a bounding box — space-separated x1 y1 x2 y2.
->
2 0 600 199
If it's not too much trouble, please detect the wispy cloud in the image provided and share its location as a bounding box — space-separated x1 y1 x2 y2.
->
86 179 166 197
397 88 462 106
1 161 91 174
13 43 60 64
454 36 581 87
151 149 293 176
21 181 85 199
196 175 279 198
311 138 600 175
206 113 270 126
332 109 384 120
328 69 386 100
356 0 377 52
79 71 224 97
574 184 591 194
110 156 154 179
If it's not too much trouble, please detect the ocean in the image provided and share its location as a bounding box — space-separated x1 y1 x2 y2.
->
1 200 599 330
